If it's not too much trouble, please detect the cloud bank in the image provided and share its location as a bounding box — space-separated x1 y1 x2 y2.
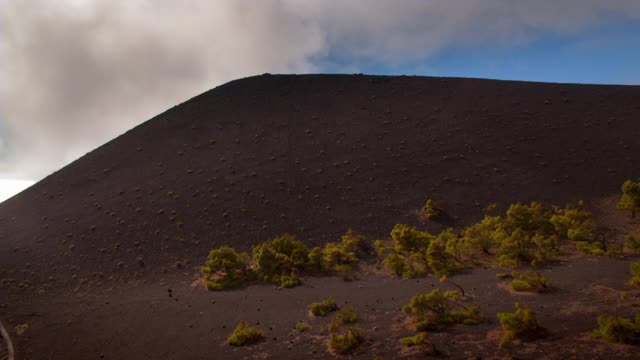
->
1 0 639 180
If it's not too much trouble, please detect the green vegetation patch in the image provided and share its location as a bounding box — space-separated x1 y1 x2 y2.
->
227 321 264 346
202 246 253 291
625 232 640 254
423 199 441 220
497 303 546 347
375 225 460 278
328 307 358 331
309 298 339 317
575 240 621 256
315 228 363 273
377 201 596 279
252 233 310 287
399 332 429 347
294 321 311 332
509 271 549 292
617 179 640 218
203 229 366 290
593 313 640 344
630 261 640 287
328 327 365 354
549 201 595 241
402 288 481 332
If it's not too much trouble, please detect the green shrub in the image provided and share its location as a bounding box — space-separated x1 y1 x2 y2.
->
550 202 595 241
494 226 559 268
307 246 324 271
592 313 640 344
252 234 309 287
309 298 338 317
328 307 358 331
399 332 429 347
308 229 364 273
380 226 463 278
496 273 512 279
497 303 546 347
617 179 640 218
322 241 358 272
328 327 365 354
279 273 301 288
495 229 532 268
576 241 606 255
426 229 460 275
227 321 264 346
202 246 253 290
443 290 461 300
340 228 365 253
390 224 434 253
403 252 428 278
505 202 553 235
295 321 311 332
509 271 548 292
374 239 392 257
423 199 441 220
625 233 640 253
630 261 640 287
383 253 406 276
402 288 481 331
462 215 503 255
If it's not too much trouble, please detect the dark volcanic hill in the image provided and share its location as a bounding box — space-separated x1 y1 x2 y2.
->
1 74 640 290
2 75 640 360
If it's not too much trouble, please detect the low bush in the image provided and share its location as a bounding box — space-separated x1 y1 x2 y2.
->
328 307 358 331
309 298 338 317
497 303 546 347
576 240 604 255
550 201 595 241
295 321 311 332
509 271 548 292
426 229 460 275
227 321 264 346
592 313 640 344
617 179 640 218
378 225 461 278
204 230 365 290
575 241 620 256
630 261 640 287
391 224 434 253
424 199 441 220
382 252 406 276
402 288 481 331
399 332 429 347
462 215 502 255
328 327 365 354
202 246 253 291
279 273 301 288
321 234 359 272
252 234 310 287
625 233 640 253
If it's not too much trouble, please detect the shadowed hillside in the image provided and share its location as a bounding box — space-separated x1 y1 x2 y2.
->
1 74 640 294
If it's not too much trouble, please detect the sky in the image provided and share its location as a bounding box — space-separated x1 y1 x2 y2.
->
1 1 639 202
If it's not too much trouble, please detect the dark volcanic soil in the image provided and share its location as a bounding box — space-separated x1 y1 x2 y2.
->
1 74 640 359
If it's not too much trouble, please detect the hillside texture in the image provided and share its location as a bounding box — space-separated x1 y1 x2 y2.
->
1 75 639 359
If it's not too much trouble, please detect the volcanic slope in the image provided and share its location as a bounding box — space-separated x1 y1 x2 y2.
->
3 74 640 359
1 74 640 292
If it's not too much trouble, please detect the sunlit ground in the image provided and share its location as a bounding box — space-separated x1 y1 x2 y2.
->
0 179 35 203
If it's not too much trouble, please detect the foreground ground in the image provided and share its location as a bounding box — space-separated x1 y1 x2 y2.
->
2 255 638 359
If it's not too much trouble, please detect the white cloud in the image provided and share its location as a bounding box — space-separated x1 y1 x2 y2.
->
1 0 639 183
0 179 35 203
